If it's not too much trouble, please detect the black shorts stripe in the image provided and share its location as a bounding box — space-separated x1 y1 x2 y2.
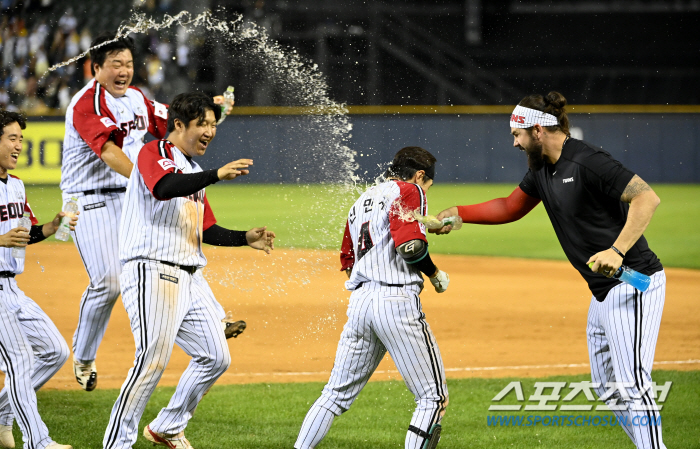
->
415 295 446 426
633 290 659 449
0 339 36 448
105 263 149 449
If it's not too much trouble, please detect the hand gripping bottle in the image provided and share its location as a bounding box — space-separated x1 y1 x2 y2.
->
217 86 235 125
11 213 32 258
589 262 651 292
55 197 78 241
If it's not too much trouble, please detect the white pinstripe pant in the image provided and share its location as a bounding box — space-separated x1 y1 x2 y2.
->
103 261 231 449
0 278 70 449
587 270 666 449
295 283 448 449
63 191 123 364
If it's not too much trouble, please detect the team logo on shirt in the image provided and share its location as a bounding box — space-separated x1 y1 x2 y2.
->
120 115 147 135
563 177 574 183
158 159 178 171
100 117 116 128
0 202 25 222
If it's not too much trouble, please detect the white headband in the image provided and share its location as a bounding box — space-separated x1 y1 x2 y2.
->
510 105 559 128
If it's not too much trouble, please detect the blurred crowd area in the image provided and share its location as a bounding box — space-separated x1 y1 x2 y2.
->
1 0 205 114
0 0 279 114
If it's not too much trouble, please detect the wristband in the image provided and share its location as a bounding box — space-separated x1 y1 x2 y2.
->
610 245 625 259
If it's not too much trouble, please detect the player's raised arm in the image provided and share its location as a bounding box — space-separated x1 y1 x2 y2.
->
433 186 541 234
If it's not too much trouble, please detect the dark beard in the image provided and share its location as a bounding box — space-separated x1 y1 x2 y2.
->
524 143 545 171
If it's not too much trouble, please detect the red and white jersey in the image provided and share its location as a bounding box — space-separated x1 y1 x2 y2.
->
341 180 428 290
61 79 168 193
0 175 38 274
119 140 216 268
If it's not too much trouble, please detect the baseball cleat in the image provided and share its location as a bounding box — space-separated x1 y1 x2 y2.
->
45 443 73 449
73 358 97 391
223 320 246 339
0 425 14 449
143 425 194 449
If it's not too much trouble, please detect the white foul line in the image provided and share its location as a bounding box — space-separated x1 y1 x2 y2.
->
222 359 700 378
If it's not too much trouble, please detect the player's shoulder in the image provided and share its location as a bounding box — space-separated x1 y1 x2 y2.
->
67 79 97 109
8 174 23 183
394 180 424 198
565 138 617 166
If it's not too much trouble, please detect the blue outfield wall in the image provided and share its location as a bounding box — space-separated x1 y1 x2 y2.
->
200 113 700 184
21 113 700 184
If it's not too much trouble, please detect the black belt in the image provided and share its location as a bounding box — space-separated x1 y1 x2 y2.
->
356 281 402 290
0 271 15 278
82 187 127 195
159 260 198 275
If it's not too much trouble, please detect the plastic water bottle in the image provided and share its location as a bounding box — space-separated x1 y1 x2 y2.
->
441 216 463 230
11 213 32 259
614 265 651 292
217 86 235 125
55 197 78 242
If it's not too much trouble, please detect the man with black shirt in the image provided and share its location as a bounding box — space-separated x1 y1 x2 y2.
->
436 92 666 449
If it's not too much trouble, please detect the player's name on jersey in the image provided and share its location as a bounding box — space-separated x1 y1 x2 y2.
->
15 120 64 184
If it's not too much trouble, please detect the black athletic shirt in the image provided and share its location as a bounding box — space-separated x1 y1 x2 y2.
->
518 138 663 301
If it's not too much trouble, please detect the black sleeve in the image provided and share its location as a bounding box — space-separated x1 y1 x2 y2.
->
153 170 220 199
412 251 438 277
28 225 47 245
202 224 248 247
518 169 540 199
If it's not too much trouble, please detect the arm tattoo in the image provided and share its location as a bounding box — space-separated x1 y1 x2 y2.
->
620 175 652 203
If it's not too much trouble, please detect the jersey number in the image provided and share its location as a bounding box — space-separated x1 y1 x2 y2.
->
357 221 374 260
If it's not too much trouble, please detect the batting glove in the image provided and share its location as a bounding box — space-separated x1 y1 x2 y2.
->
429 270 449 293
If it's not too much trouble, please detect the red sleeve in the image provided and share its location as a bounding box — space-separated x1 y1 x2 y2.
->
203 193 217 231
129 86 168 139
138 140 177 200
72 83 125 157
456 187 541 224
22 190 39 226
340 219 354 271
389 182 427 247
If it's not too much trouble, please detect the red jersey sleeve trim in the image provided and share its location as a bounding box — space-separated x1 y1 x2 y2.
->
389 182 427 247
456 186 540 224
138 140 177 200
340 219 355 271
129 85 168 139
23 201 39 226
203 193 217 231
72 82 125 157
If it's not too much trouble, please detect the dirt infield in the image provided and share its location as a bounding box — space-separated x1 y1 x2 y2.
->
5 243 699 390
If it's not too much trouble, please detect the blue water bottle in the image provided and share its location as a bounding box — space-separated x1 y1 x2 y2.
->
613 265 651 292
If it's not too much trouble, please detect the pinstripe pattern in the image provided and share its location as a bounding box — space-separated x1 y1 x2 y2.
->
61 79 159 193
119 141 207 268
296 182 447 449
345 181 426 290
103 262 229 447
0 277 69 449
0 175 33 275
587 270 666 449
63 191 123 363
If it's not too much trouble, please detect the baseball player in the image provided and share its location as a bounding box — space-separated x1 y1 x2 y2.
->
102 92 275 449
0 110 78 449
436 92 666 449
62 33 242 391
295 146 450 449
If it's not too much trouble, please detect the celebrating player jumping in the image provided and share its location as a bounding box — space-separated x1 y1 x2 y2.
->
295 146 449 449
102 92 274 449
61 32 240 392
436 92 666 449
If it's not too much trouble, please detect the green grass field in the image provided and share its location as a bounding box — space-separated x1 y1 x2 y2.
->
12 370 696 448
26 183 700 268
